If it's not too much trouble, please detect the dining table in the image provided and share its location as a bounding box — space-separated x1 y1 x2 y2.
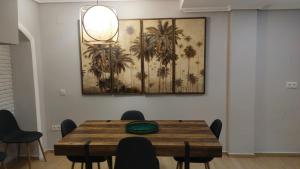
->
54 120 222 169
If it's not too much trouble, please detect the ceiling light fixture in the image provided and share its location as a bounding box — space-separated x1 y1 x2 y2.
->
81 0 119 44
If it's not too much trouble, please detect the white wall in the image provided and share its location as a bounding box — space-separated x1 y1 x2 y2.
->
39 1 228 150
18 0 48 149
255 10 300 153
227 10 257 154
0 0 18 44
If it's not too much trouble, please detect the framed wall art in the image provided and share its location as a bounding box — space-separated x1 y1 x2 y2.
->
79 17 206 95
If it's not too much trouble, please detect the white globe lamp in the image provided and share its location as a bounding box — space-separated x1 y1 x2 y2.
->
82 5 119 43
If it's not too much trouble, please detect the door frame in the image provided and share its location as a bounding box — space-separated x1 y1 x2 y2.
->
18 23 44 159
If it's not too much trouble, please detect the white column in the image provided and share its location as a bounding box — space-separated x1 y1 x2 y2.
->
227 10 257 155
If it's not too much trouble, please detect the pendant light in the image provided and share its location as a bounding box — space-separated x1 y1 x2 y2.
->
81 0 119 44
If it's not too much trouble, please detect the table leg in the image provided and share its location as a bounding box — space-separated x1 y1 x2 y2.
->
85 161 92 169
184 142 190 169
84 140 92 169
178 162 183 169
107 156 113 169
205 163 210 169
71 162 75 169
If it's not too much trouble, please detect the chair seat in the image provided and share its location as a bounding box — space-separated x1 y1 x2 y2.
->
0 152 6 162
67 156 107 163
174 157 213 163
2 130 43 143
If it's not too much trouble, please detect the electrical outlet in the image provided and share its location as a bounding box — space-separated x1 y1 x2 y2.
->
286 82 298 89
51 124 61 131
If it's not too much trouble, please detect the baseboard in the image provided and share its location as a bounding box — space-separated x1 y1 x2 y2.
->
46 150 54 153
6 155 40 165
226 153 255 158
255 152 300 157
225 152 300 157
6 150 50 162
18 156 40 160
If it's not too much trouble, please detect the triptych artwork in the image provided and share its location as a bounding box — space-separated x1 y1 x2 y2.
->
79 17 206 95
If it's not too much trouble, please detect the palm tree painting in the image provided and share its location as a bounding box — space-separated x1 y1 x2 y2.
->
142 19 175 93
79 17 206 95
79 20 142 94
130 33 156 93
80 42 112 94
111 44 136 93
111 20 142 94
174 18 206 93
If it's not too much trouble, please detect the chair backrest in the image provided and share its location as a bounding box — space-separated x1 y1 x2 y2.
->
121 110 145 120
114 137 159 169
0 110 20 140
61 119 77 137
210 119 222 139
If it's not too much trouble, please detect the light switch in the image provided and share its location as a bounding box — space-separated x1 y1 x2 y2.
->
285 82 298 89
59 89 67 96
51 124 61 131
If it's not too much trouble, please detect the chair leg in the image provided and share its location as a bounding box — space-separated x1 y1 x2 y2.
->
38 139 47 162
3 143 8 169
2 162 7 169
81 162 84 169
3 144 8 169
71 162 75 169
4 144 8 154
17 144 21 161
26 143 31 169
107 156 113 169
178 161 183 169
97 162 101 169
204 163 210 169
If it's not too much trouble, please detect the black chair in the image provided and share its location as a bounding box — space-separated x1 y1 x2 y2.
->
0 110 46 169
121 110 145 120
0 152 6 169
61 119 113 169
114 137 159 169
174 119 222 169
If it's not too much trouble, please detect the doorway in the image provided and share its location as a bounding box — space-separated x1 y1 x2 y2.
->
10 31 39 157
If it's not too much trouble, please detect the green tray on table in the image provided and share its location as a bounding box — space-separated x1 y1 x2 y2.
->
126 121 159 134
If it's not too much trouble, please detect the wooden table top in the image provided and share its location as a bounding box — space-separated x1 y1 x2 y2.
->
54 120 222 157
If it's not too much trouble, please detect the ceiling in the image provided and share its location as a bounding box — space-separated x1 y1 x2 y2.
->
35 0 300 12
